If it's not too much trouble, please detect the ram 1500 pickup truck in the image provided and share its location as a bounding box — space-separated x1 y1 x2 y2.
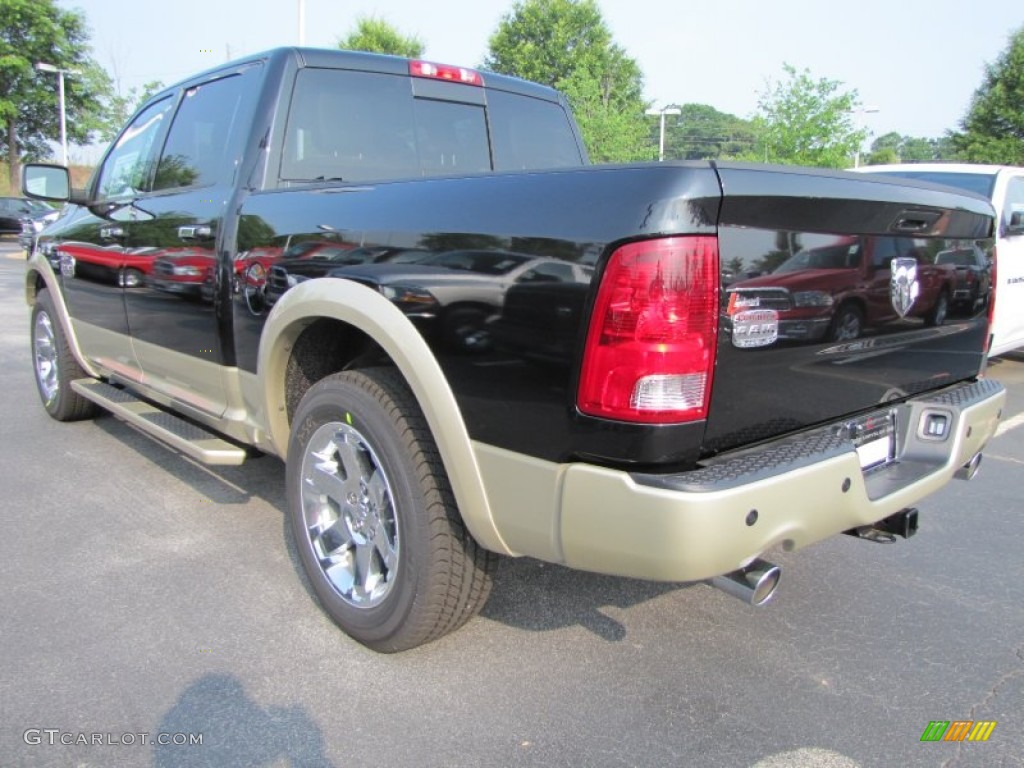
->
724 234 957 342
860 163 1024 357
23 48 1006 652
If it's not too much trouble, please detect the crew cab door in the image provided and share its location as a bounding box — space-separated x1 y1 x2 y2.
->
46 96 175 380
122 69 259 417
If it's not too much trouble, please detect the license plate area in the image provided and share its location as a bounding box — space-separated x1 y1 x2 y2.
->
846 410 897 472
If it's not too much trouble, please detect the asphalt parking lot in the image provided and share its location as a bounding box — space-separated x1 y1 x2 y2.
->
1 236 1022 768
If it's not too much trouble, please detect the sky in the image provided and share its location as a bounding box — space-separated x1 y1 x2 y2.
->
57 0 1022 160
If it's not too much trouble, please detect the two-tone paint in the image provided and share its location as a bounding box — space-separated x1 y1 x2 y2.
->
26 47 1005 578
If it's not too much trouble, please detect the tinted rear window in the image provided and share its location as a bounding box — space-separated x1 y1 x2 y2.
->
871 170 996 198
280 68 582 183
487 90 583 170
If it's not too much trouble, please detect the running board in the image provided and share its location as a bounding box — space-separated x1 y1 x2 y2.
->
70 379 247 466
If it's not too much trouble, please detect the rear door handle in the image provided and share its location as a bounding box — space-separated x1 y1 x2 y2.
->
178 225 213 241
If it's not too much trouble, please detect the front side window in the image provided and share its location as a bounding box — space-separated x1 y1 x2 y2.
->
96 98 174 200
153 74 248 191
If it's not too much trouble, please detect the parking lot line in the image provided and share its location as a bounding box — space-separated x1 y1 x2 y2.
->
995 411 1024 438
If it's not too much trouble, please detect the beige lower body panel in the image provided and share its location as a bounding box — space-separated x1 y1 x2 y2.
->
478 381 1006 582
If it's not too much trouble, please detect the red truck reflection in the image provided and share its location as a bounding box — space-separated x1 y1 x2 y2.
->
726 236 958 342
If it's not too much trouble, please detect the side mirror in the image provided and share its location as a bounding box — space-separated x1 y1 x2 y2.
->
22 163 71 202
1008 209 1024 236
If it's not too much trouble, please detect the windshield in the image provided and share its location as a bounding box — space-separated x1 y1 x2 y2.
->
774 242 860 273
424 251 531 275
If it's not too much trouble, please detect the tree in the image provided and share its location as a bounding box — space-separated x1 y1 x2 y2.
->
0 0 113 187
106 80 164 141
952 26 1024 164
484 0 648 163
659 104 758 160
747 64 864 168
864 131 959 165
337 16 424 58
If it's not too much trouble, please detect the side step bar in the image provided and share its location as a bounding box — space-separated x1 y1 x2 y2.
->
70 379 246 466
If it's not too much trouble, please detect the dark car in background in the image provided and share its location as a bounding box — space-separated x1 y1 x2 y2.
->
1 197 57 245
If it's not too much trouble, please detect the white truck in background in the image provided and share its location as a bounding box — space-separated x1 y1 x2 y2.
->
861 164 1024 358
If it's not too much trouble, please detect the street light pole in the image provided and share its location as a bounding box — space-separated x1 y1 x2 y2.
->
645 105 682 162
853 105 880 168
35 62 78 167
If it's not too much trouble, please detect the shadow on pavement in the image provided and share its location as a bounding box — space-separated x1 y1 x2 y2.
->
154 673 333 767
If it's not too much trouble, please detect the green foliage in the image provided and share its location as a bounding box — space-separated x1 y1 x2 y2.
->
338 16 424 58
658 104 758 160
106 80 164 141
951 26 1024 164
484 0 648 163
0 0 113 186
746 64 864 168
864 131 959 165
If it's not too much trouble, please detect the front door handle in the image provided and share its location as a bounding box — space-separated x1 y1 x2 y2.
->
178 225 213 241
100 225 125 240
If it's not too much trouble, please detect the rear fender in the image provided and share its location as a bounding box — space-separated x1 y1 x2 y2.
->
258 276 511 555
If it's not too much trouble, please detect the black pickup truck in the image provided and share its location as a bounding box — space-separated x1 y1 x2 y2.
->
23 48 1006 652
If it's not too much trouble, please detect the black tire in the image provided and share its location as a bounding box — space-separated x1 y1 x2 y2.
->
30 289 99 422
286 367 496 652
441 306 491 353
828 303 863 341
925 290 950 327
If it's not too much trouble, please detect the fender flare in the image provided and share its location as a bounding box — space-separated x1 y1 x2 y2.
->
258 277 512 555
24 253 100 379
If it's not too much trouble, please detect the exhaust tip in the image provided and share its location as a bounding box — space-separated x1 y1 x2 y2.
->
709 558 781 606
955 452 983 481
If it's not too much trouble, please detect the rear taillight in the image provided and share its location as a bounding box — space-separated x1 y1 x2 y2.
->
578 236 719 423
409 60 483 86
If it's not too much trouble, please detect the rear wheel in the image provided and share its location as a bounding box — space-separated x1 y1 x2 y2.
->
286 368 495 652
31 289 98 421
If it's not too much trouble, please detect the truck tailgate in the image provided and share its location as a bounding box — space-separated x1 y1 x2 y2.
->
705 164 994 456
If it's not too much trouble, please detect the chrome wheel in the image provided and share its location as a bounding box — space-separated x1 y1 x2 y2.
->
832 308 862 341
299 421 399 608
33 310 59 406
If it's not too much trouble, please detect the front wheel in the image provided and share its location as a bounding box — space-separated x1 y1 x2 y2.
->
286 368 496 652
828 303 863 342
31 289 98 421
